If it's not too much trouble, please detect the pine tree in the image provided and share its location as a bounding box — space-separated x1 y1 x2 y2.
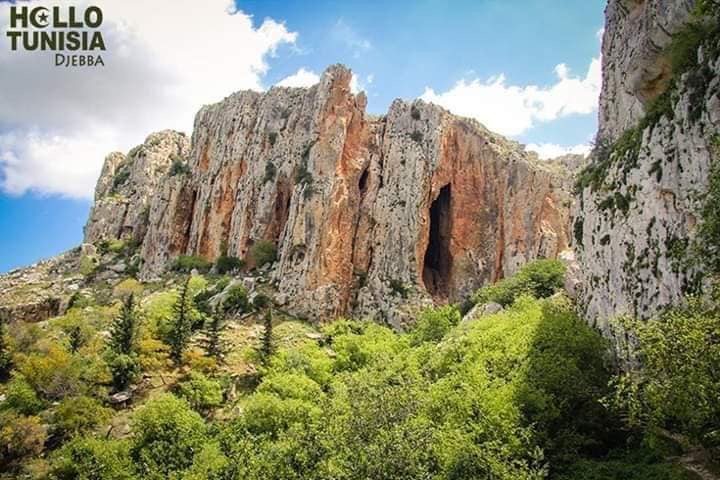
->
109 294 138 355
260 307 274 362
0 322 11 379
67 325 84 354
108 294 140 390
200 307 227 362
167 276 194 364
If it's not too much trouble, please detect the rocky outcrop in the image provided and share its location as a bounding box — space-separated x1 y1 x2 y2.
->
0 250 83 323
575 0 720 335
84 131 190 245
85 65 571 326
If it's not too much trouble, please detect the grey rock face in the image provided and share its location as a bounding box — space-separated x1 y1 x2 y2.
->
575 0 720 336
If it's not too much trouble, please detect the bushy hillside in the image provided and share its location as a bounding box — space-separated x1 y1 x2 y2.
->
0 258 711 479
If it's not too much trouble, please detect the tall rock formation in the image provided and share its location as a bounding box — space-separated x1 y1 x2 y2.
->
574 0 720 335
85 65 571 326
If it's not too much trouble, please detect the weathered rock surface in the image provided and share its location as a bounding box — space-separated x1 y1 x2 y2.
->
598 0 696 141
575 0 720 335
0 250 82 323
85 65 571 326
84 130 190 244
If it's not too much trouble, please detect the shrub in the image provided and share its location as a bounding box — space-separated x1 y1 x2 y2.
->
17 345 86 400
222 284 249 315
79 255 97 277
50 436 135 480
268 132 278 146
169 156 191 176
53 396 112 439
113 278 144 299
263 162 277 183
248 240 277 268
410 105 421 120
411 305 461 344
606 300 720 456
410 130 423 143
389 278 410 298
174 372 223 415
252 292 272 310
170 255 212 273
1 376 44 415
0 411 47 466
215 254 245 274
472 259 565 307
130 394 207 478
111 167 131 192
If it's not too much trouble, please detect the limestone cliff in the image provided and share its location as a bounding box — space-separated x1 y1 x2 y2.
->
574 0 720 335
85 65 571 325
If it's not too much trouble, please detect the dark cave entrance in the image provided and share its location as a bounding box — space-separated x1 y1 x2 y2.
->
423 184 453 298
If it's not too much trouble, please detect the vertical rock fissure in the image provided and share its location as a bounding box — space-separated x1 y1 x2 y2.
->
423 184 453 298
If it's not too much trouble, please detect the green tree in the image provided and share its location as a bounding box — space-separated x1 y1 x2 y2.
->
260 308 275 362
0 322 11 379
222 284 249 315
411 305 460 344
174 372 223 415
0 375 44 415
130 394 207 478
606 300 720 458
200 308 227 362
53 396 112 439
67 325 84 354
0 410 47 468
109 294 139 356
166 277 194 364
108 294 141 390
472 259 566 306
51 436 136 480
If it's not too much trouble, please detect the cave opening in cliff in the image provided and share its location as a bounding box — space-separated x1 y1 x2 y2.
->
358 168 369 193
423 184 453 298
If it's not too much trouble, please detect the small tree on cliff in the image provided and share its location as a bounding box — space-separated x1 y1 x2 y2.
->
167 276 194 365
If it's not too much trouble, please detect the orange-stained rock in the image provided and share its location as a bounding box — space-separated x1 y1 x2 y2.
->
85 65 571 327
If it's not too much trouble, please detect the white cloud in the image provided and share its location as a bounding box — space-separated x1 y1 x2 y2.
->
331 19 371 58
277 68 320 88
420 58 601 137
525 143 592 160
0 0 297 198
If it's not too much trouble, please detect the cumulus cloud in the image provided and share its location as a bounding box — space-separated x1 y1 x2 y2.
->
0 0 297 198
525 143 592 160
277 68 320 88
421 58 601 137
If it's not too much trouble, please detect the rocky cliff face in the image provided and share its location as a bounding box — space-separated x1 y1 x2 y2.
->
85 65 571 326
574 0 720 335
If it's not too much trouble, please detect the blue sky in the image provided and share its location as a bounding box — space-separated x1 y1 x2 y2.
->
0 0 605 272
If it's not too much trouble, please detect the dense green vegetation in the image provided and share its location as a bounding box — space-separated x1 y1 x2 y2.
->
0 259 714 479
606 299 720 465
472 259 565 307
